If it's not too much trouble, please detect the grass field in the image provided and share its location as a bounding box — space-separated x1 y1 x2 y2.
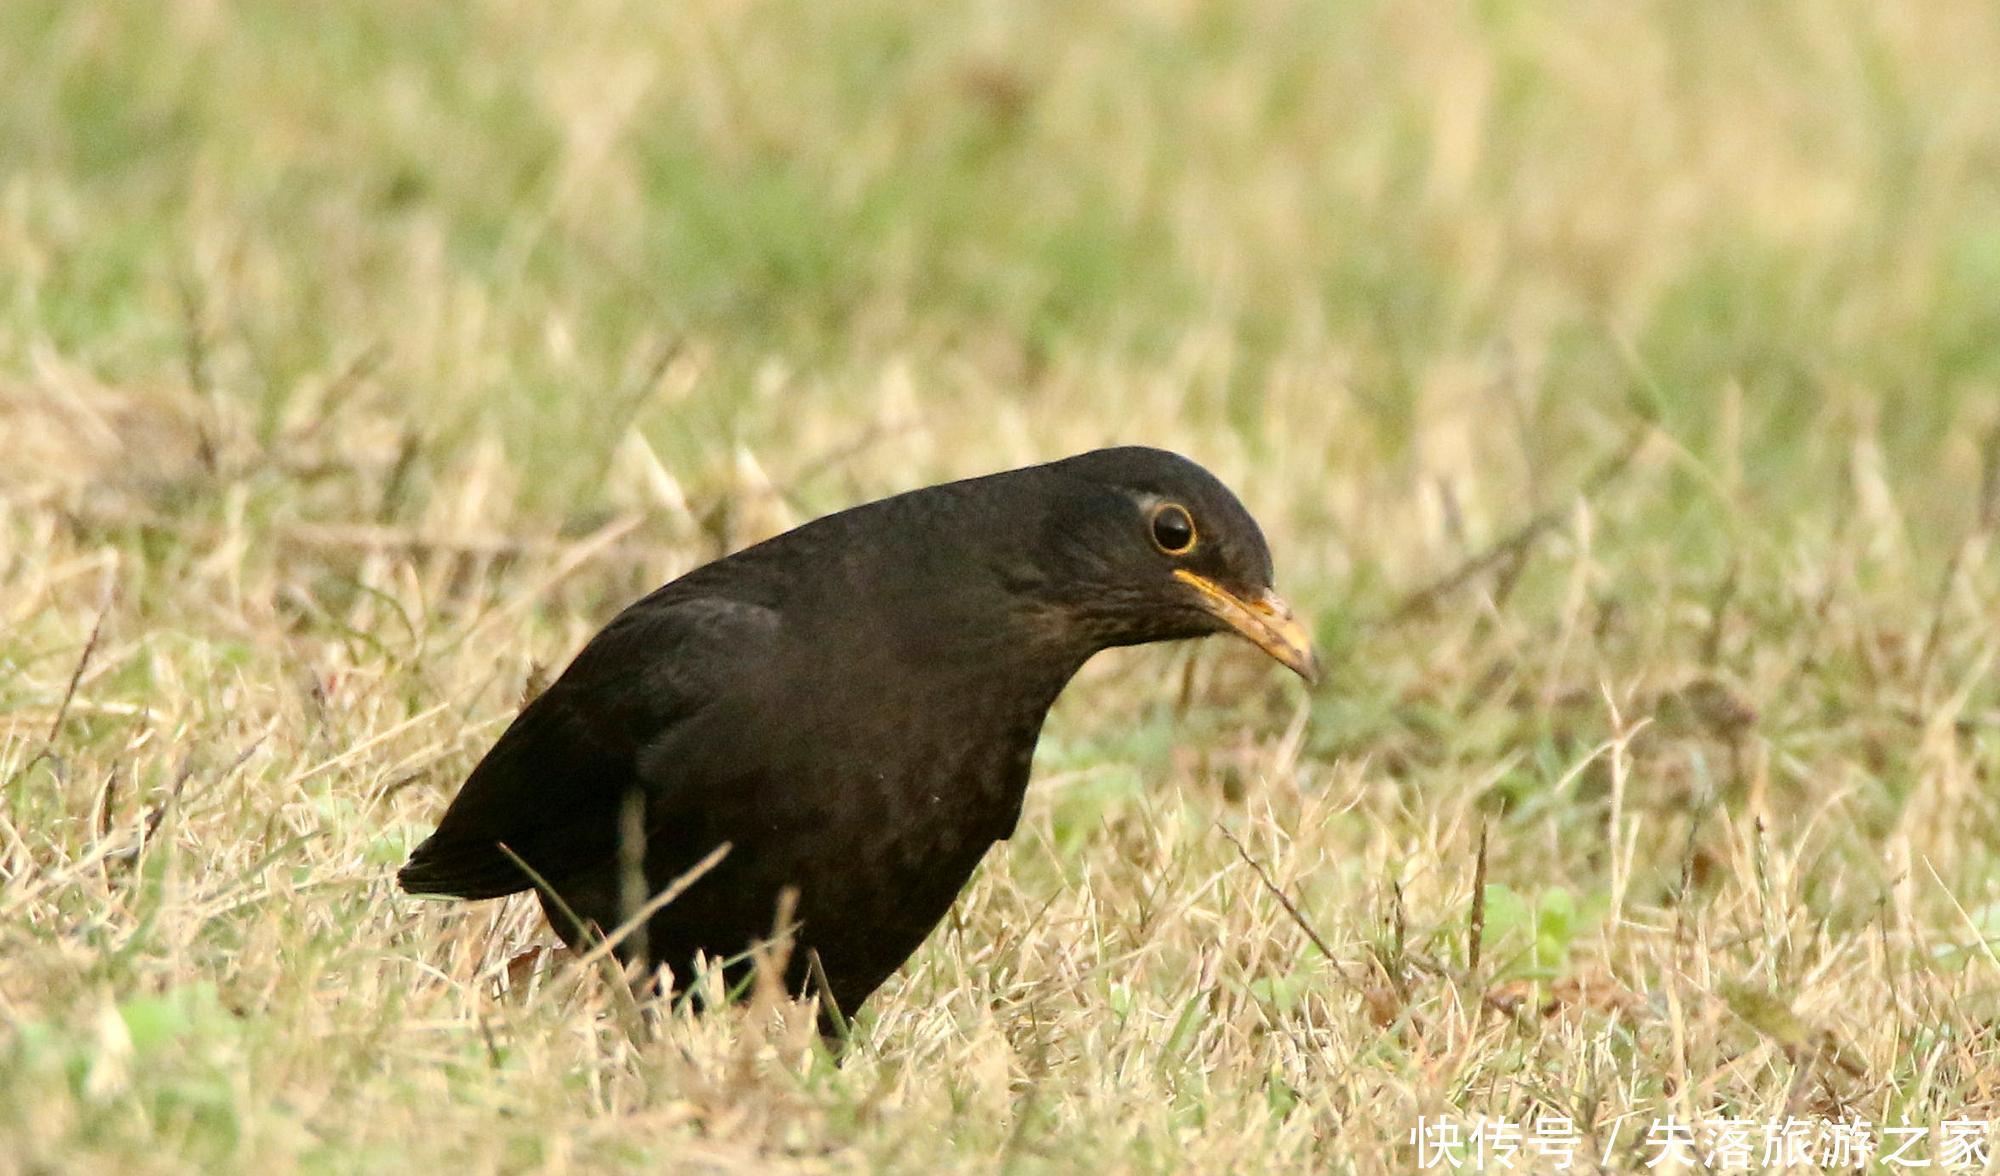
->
6 1 2000 1170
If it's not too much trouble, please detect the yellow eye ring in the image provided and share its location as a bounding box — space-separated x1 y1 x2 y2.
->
1149 503 1197 555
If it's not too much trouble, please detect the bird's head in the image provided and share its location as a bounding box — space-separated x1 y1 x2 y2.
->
1014 447 1319 683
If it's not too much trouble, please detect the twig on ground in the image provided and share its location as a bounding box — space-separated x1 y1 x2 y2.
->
4 563 119 793
44 565 116 746
1385 424 1650 625
1468 820 1490 977
1217 822 1360 992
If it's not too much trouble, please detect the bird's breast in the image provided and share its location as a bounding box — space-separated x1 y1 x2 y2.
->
744 666 1057 931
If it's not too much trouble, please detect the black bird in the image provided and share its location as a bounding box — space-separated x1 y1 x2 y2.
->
399 446 1315 1025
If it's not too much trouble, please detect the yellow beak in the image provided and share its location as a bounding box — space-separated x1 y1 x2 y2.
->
1172 570 1320 684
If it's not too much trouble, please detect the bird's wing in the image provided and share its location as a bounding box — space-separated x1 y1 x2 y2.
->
396 594 782 900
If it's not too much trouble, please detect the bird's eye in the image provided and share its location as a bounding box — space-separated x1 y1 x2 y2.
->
1149 503 1197 554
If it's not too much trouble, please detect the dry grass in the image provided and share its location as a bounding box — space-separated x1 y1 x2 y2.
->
6 1 2000 1171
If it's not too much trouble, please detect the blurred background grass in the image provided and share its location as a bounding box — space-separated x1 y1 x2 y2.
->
8 1 1999 515
6 1 2000 1170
